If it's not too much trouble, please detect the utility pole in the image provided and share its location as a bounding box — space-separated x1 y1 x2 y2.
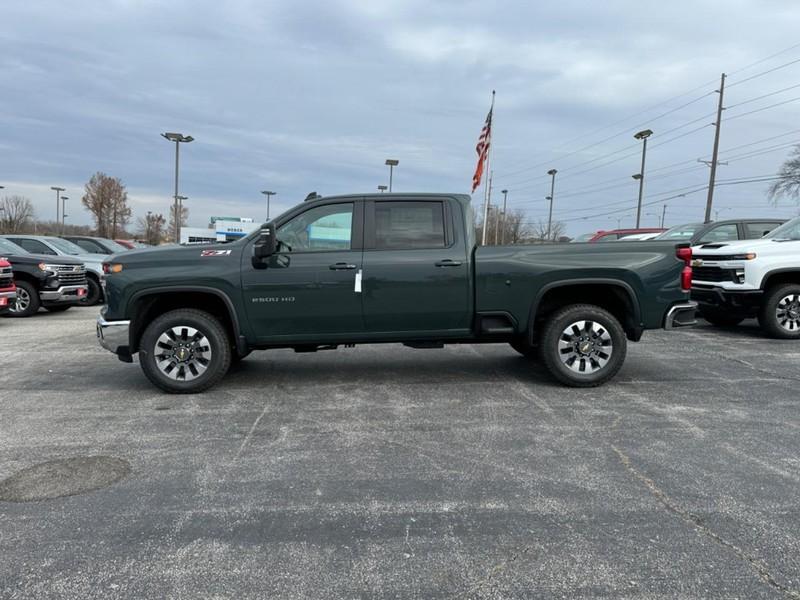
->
633 129 653 228
546 169 557 241
499 189 508 245
704 73 726 224
661 204 667 228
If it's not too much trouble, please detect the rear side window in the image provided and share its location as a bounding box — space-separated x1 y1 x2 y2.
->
596 233 619 242
699 223 738 243
72 239 105 253
375 201 445 249
745 222 779 238
13 238 56 255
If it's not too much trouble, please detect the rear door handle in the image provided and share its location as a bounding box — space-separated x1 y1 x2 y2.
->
329 262 357 270
435 259 462 267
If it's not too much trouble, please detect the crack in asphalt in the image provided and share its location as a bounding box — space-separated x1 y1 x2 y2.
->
611 444 800 600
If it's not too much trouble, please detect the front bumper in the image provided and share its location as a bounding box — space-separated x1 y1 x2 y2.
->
97 316 132 361
41 284 88 303
664 302 698 329
0 289 17 312
691 286 763 313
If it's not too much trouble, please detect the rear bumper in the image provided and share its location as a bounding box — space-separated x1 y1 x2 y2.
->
664 302 698 329
41 284 88 303
97 316 133 362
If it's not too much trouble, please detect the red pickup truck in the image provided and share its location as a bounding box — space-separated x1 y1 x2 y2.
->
0 258 16 315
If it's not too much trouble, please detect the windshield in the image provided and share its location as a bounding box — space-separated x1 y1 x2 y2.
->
0 238 30 255
99 238 130 253
571 232 595 243
46 237 88 255
655 223 703 240
765 217 800 240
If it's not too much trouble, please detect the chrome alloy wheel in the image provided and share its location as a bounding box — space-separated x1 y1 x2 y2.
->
557 320 613 374
776 294 800 332
11 287 30 313
154 325 212 381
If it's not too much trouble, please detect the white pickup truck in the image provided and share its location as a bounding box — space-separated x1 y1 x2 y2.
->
691 216 800 338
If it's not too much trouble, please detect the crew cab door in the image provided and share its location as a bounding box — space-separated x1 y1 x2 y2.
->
241 201 364 341
361 198 471 335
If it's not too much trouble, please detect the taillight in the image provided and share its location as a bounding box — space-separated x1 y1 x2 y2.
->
676 246 692 292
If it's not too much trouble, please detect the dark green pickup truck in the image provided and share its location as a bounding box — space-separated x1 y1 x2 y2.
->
97 193 696 393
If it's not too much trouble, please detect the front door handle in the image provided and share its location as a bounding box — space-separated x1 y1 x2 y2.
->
329 262 357 270
435 259 462 267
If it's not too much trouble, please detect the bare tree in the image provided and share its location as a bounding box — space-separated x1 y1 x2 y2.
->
474 207 532 245
137 212 167 245
168 205 189 241
0 195 35 233
528 219 566 243
81 172 131 238
768 145 800 204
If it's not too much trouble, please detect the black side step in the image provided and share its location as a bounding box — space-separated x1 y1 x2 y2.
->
403 341 445 349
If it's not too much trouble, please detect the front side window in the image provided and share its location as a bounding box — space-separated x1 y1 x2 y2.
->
699 223 738 243
766 217 800 241
277 203 353 252
374 201 445 249
73 239 104 253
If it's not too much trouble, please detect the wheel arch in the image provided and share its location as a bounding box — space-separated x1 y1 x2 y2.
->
760 269 800 291
526 279 642 343
128 286 246 355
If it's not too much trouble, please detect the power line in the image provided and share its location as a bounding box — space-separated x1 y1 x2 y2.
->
727 56 800 89
726 95 800 121
727 41 800 76
726 81 800 110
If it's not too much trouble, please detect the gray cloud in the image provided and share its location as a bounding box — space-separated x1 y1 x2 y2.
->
2 0 800 235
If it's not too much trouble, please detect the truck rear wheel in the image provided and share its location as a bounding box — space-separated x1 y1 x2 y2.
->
540 304 626 387
139 309 232 393
758 284 800 339
7 281 40 317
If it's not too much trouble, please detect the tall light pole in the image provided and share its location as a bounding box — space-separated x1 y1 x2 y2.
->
633 129 653 229
261 190 276 221
51 186 65 230
385 159 399 192
161 132 194 242
61 197 69 232
500 189 508 245
546 169 557 242
377 185 388 193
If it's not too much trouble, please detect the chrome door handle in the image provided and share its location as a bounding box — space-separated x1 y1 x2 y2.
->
329 262 357 270
435 259 462 267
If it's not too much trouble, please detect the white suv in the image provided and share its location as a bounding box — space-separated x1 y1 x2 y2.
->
691 216 800 338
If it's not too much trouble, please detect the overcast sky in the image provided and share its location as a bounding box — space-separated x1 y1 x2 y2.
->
2 0 800 236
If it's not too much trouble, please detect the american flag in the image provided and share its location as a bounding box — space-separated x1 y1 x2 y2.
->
471 101 493 192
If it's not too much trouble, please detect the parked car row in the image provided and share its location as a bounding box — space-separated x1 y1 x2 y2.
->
0 235 138 317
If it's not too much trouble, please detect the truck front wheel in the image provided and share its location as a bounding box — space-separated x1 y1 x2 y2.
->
540 304 627 387
139 309 232 393
758 284 800 339
7 281 40 317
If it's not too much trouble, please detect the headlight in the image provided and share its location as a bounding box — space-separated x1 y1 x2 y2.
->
39 263 58 274
731 253 757 260
102 263 123 274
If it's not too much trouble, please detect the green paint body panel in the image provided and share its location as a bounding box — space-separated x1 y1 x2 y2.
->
103 193 689 350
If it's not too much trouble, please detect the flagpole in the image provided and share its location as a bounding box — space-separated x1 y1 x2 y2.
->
481 90 495 246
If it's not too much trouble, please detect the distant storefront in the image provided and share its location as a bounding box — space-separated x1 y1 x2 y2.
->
180 216 260 244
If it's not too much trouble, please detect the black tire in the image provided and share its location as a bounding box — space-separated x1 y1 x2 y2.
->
139 309 232 393
44 305 71 313
701 310 744 327
82 276 102 306
509 337 537 358
758 283 800 339
540 304 627 387
7 280 40 318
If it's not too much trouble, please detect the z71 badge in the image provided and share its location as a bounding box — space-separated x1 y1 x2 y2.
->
201 249 232 257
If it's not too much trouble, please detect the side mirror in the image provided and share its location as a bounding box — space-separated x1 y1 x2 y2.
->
252 223 277 267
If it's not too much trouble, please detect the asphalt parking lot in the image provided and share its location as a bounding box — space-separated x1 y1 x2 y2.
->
1 307 799 599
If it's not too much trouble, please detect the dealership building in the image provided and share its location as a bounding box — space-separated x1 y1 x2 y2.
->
180 216 260 244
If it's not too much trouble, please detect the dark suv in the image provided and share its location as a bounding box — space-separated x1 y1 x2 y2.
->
654 219 785 245
0 238 88 317
62 236 130 255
